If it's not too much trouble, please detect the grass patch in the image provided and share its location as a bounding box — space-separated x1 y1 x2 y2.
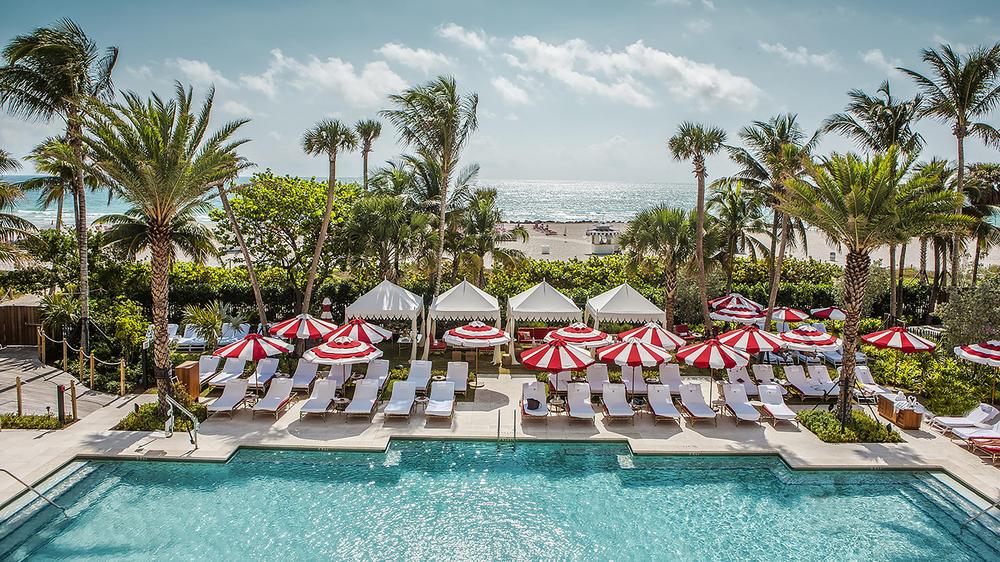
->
798 409 903 444
0 413 62 430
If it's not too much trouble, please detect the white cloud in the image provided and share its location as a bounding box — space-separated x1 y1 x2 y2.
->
758 42 838 71
375 43 451 74
701 0 715 9
685 19 711 33
167 58 233 87
970 15 990 25
491 76 531 105
503 113 519 121
126 65 152 80
860 49 901 76
932 33 970 53
651 0 714 9
220 100 253 116
436 23 490 51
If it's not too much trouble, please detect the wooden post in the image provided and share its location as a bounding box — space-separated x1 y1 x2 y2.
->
89 352 95 387
119 359 126 397
69 380 78 421
62 340 68 371
15 376 22 416
37 328 45 363
78 349 84 383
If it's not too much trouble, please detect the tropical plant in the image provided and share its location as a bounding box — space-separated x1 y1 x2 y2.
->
84 83 249 414
354 119 382 190
97 208 217 264
216 180 268 328
381 75 479 296
964 163 1000 285
18 137 90 231
0 181 35 266
39 291 79 333
456 188 528 287
0 148 17 174
707 179 770 293
181 300 244 349
347 194 434 281
0 18 118 354
900 42 1000 286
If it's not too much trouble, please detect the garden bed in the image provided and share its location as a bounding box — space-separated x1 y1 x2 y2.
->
797 409 903 444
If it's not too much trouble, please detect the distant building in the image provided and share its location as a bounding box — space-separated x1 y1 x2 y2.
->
586 223 621 255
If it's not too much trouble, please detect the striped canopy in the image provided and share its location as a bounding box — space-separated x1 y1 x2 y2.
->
717 325 785 353
269 313 338 340
861 327 936 353
325 317 392 344
596 337 672 367
954 341 1000 367
710 305 765 325
443 321 511 348
520 339 595 372
676 338 750 369
810 306 846 321
618 322 686 350
303 336 383 365
544 322 613 347
708 293 763 311
780 325 842 352
769 307 809 322
213 333 293 360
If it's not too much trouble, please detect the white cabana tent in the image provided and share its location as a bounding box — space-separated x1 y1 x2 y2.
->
585 283 666 329
346 280 424 360
505 281 582 364
423 280 503 363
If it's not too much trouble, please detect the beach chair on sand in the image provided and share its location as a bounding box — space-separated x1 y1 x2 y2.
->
647 384 681 424
929 403 999 433
658 364 683 396
344 380 381 421
384 381 417 419
209 358 247 387
425 381 456 421
207 379 250 417
252 378 295 420
299 379 338 420
622 366 648 396
446 362 469 396
247 358 279 391
198 355 221 386
587 363 610 394
566 382 596 422
678 383 717 426
549 371 572 396
289 359 319 393
726 366 758 397
759 384 798 425
407 360 432 394
521 381 549 421
723 383 761 425
751 364 787 395
364 359 390 391
602 383 635 423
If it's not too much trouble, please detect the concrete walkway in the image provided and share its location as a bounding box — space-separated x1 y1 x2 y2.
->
0 346 116 418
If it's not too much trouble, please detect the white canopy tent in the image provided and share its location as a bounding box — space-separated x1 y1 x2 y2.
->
423 280 503 363
505 281 582 364
585 283 666 329
346 280 424 360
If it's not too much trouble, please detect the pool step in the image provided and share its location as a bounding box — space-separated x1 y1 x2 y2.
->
900 477 1000 558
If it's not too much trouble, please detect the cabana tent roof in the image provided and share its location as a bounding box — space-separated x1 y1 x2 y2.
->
507 281 581 322
346 280 423 320
585 283 665 325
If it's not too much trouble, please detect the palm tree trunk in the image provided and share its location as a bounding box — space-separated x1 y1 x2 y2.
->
55 190 64 231
362 149 370 190
918 237 928 284
68 116 90 355
150 226 173 415
765 211 780 294
927 244 941 322
218 185 267 328
693 157 712 333
664 265 677 330
301 152 338 315
896 242 907 316
432 165 451 297
763 215 789 331
951 134 965 287
837 251 870 426
888 243 897 320
972 236 982 286
726 238 736 294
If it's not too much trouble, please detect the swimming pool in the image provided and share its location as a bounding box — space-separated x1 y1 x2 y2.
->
1 441 997 560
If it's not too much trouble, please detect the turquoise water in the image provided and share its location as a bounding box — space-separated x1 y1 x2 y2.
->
1 441 997 561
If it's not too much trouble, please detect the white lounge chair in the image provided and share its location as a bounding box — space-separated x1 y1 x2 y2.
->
251 377 295 419
207 379 250 416
622 366 648 396
425 381 456 421
658 363 683 396
952 420 1000 442
167 323 180 342
231 323 251 341
407 360 432 394
299 379 338 420
783 366 836 399
808 365 838 386
723 383 761 425
247 358 279 390
364 359 390 391
209 358 247 387
327 364 353 390
384 381 417 419
521 381 549 421
751 364 788 395
549 370 572 395
586 363 610 394
679 383 717 425
566 382 596 422
759 384 798 425
446 361 469 396
647 384 681 424
287 359 319 392
929 403 1000 432
602 383 635 423
198 355 221 385
344 380 381 420
177 324 206 349
850 365 891 396
726 366 758 397
822 348 868 367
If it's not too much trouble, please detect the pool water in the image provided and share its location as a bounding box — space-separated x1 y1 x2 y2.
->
1 441 997 561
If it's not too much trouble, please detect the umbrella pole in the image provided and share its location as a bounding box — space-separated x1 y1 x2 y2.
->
471 349 484 388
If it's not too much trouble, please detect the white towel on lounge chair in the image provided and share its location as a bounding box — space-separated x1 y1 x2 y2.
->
759 384 797 423
299 379 338 417
783 366 835 398
248 358 279 389
550 371 572 394
207 379 250 414
289 359 319 392
808 365 838 386
252 377 294 417
724 383 761 423
198 355 221 385
647 384 681 421
178 324 205 348
726 366 758 397
384 381 416 417
622 366 648 395
751 364 787 395
567 382 596 421
602 383 635 420
849 365 891 395
679 383 716 421
586 363 610 394
327 364 353 389
446 361 469 395
658 363 683 395
364 359 390 390
930 403 999 430
167 323 179 340
425 381 456 419
210 358 247 386
407 360 432 392
952 420 1000 441
344 380 380 417
522 381 549 418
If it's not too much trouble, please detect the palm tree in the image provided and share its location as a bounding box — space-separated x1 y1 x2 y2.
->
217 181 268 328
708 179 770 293
0 148 17 174
779 147 966 425
355 119 382 190
84 83 248 414
347 194 434 281
899 43 1000 286
965 163 1000 285
301 119 357 316
97 207 218 264
0 18 118 354
19 137 97 231
381 75 479 297
457 188 528 287
620 206 697 329
0 180 35 266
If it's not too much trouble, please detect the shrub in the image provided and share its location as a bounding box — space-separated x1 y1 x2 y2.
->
797 409 902 443
112 382 208 432
0 413 62 430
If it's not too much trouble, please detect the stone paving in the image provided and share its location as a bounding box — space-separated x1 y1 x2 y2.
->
0 346 116 419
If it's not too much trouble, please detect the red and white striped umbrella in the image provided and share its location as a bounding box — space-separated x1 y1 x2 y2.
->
780 325 842 352
861 327 936 353
618 322 686 350
810 306 846 321
596 337 672 367
520 339 595 372
214 333 293 361
676 338 750 369
769 307 810 322
325 317 392 344
954 341 1000 367
269 313 338 340
708 293 763 311
303 336 383 365
544 322 613 347
443 321 511 348
710 305 765 325
717 325 785 353
320 297 334 320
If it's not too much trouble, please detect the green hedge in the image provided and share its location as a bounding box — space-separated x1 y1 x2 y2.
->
797 410 902 443
0 413 63 430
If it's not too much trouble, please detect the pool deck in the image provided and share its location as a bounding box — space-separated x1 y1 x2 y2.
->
1 374 997 508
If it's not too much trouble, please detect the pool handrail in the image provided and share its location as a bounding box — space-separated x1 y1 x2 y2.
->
0 468 68 515
164 392 200 450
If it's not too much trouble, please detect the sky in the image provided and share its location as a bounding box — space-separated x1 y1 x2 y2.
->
1 0 999 183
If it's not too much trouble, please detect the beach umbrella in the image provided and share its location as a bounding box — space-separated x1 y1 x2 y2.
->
303 336 383 365
618 322 686 350
443 321 512 386
780 325 842 353
596 337 672 391
861 327 936 353
810 306 846 321
675 338 750 402
320 297 334 320
954 341 1000 401
214 333 293 361
269 313 338 340
520 339 595 372
708 293 763 311
717 325 785 354
325 317 392 345
769 307 810 323
710 305 765 325
544 322 613 348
